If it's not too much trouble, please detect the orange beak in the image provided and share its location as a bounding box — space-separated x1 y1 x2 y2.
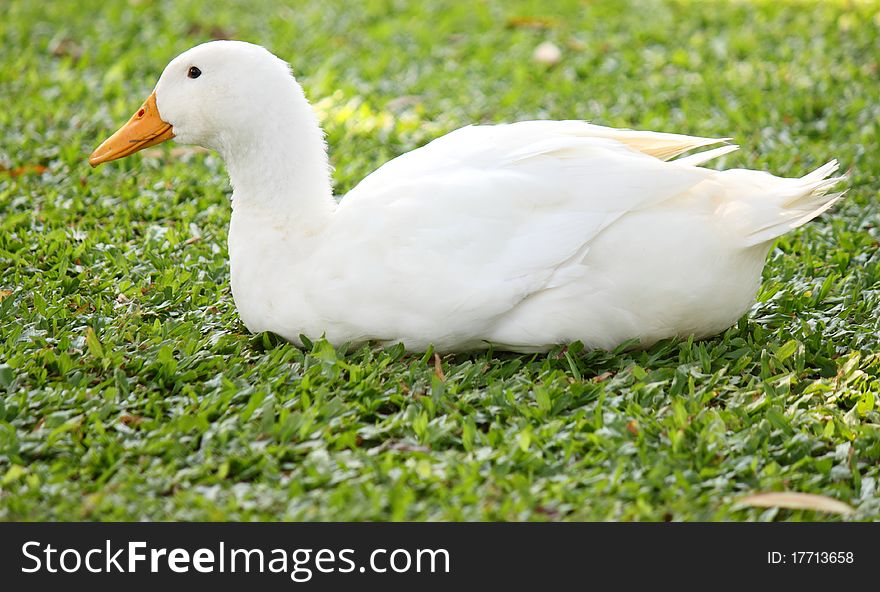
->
89 91 175 167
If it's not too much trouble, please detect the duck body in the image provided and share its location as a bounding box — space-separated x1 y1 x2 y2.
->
227 120 841 353
90 41 844 353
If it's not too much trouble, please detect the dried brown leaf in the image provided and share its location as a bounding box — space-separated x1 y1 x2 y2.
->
507 16 557 29
433 353 446 381
119 415 144 427
626 420 639 436
0 164 48 177
737 492 854 515
185 23 236 40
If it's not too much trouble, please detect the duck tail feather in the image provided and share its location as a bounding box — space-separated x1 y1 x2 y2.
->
743 161 847 245
673 144 740 167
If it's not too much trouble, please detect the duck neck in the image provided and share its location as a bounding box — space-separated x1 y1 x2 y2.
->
219 81 335 227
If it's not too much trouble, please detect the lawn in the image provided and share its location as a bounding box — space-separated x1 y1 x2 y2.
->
1 0 879 521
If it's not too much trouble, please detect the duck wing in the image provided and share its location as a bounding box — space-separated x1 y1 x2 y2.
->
323 121 728 345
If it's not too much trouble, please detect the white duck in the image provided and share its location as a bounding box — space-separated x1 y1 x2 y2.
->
89 41 844 353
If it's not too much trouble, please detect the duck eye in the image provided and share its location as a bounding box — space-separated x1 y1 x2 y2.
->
187 66 201 79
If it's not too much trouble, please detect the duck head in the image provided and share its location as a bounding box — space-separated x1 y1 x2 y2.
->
89 40 309 166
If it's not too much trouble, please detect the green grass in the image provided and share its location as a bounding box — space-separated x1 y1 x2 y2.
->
1 0 879 521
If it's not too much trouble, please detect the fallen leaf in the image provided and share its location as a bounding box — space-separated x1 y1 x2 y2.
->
507 16 557 30
534 505 562 519
593 371 614 382
0 289 13 301
433 352 446 381
737 492 854 515
386 441 431 453
566 38 588 51
626 420 639 436
49 37 83 59
0 164 48 177
185 23 236 40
